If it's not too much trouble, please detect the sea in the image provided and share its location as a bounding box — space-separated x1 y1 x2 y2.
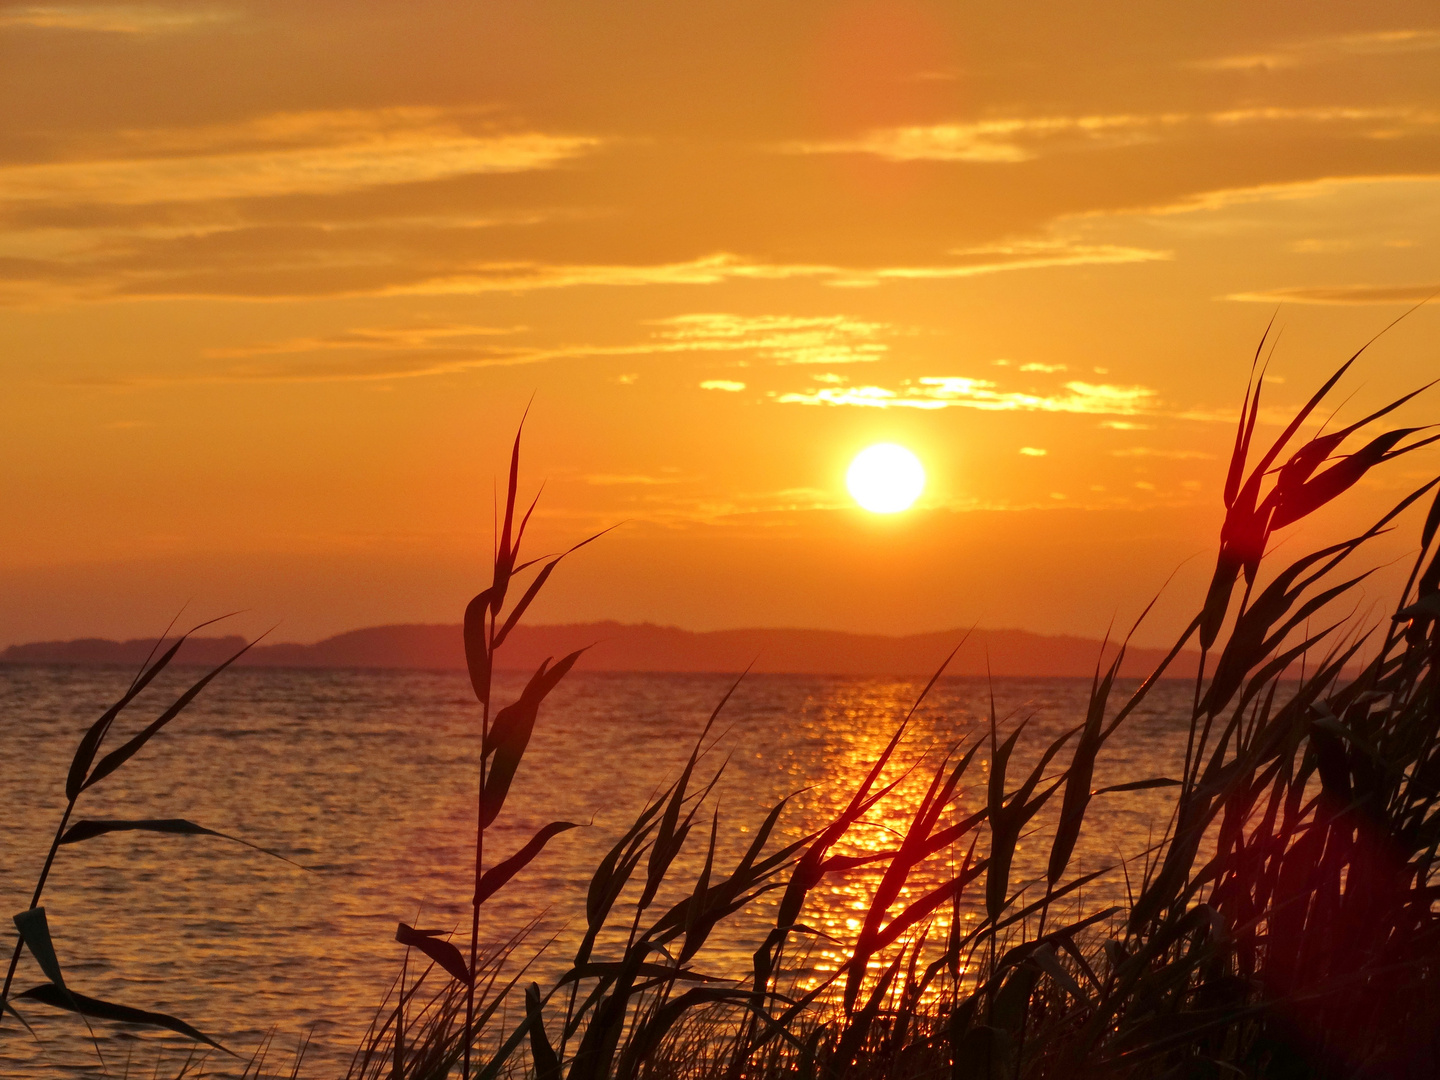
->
0 665 1196 1077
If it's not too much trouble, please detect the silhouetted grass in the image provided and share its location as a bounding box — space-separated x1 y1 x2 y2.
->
0 618 319 1063
367 324 1440 1079
5 321 1439 1080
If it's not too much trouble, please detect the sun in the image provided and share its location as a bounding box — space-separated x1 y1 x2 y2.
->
846 443 926 514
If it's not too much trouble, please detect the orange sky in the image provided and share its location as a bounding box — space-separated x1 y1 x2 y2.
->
2 1 1438 648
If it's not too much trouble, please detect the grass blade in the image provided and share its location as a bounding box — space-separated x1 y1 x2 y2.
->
395 925 472 987
525 983 562 1080
474 822 582 907
18 983 229 1052
58 818 309 869
482 649 587 828
81 637 258 792
11 910 68 996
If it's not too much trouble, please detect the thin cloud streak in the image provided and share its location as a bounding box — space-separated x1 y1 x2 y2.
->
788 107 1440 164
1226 283 1440 305
76 107 544 157
583 474 682 486
0 243 1170 306
1192 28 1440 71
386 245 1171 299
789 114 1183 163
0 132 597 206
204 324 525 358
655 314 892 365
0 5 237 34
774 377 1157 415
55 312 900 385
1125 173 1440 217
1111 448 1215 459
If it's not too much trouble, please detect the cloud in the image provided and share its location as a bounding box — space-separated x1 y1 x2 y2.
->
1110 447 1214 459
1224 283 1440 305
0 118 597 206
1331 29 1440 55
918 378 1155 414
774 376 1156 415
1019 362 1066 373
859 241 1169 282
0 4 236 33
0 197 1167 306
1088 174 1440 253
654 313 892 365
0 251 825 307
204 323 523 358
96 311 898 385
1143 175 1407 215
177 351 519 385
1019 447 1047 456
773 385 917 408
66 322 564 385
584 474 681 486
786 107 1439 165
1192 29 1440 71
372 245 1164 303
1205 106 1438 128
0 106 605 302
788 114 1179 163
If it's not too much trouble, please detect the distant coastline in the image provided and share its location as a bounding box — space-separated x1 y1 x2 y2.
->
0 621 1198 678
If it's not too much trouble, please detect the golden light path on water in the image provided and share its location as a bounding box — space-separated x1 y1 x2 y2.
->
0 667 1193 1076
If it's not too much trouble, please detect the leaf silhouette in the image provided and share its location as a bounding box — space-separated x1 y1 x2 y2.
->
58 818 309 869
492 526 616 652
462 586 497 707
65 635 186 800
481 648 586 828
1092 778 1182 795
395 923 472 986
11 909 68 996
558 962 724 986
18 983 229 1052
474 821 581 907
525 983 562 1080
81 637 257 792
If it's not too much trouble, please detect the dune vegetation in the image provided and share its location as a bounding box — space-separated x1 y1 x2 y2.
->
5 324 1440 1080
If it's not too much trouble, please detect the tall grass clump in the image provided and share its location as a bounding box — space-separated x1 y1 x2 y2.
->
0 620 306 1061
359 323 1440 1080
349 418 612 1080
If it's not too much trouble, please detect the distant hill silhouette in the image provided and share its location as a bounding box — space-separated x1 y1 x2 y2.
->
0 621 1198 678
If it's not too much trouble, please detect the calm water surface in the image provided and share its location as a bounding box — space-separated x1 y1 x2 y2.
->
0 666 1195 1076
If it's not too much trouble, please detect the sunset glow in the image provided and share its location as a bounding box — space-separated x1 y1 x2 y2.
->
0 4 1436 649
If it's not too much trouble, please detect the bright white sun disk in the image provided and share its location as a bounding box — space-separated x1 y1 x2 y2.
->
846 444 926 513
